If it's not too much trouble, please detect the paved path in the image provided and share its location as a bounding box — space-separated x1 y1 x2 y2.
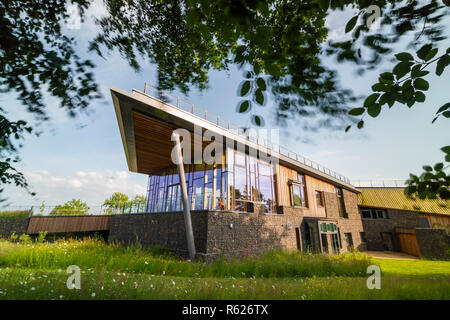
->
365 251 419 260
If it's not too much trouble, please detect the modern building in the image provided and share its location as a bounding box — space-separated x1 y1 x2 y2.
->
357 187 450 258
109 84 366 260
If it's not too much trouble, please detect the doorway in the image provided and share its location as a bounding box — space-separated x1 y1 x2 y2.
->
381 232 394 251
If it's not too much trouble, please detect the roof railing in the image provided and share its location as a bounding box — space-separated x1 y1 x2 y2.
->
141 83 352 184
351 179 407 188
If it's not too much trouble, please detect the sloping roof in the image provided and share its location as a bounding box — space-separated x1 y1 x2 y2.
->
359 188 450 215
110 86 359 192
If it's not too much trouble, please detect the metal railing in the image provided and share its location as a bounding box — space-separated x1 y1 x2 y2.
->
0 205 148 217
142 83 351 184
351 179 407 188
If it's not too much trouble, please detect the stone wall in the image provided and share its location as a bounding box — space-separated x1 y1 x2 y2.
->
0 218 30 238
205 205 303 260
416 228 450 260
361 209 428 251
109 211 209 256
109 189 365 261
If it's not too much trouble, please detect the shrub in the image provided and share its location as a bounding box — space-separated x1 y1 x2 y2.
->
0 210 30 219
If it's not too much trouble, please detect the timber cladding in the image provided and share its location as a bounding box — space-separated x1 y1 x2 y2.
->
274 164 336 217
27 216 111 234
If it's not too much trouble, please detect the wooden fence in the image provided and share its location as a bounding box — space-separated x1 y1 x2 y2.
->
27 216 111 234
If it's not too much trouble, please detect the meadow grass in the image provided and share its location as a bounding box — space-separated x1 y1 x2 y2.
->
0 268 448 300
0 238 372 278
0 237 449 300
373 258 450 277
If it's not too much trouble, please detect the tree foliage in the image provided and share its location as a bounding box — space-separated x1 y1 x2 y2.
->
50 198 90 216
1 0 100 199
1 0 449 200
102 192 146 214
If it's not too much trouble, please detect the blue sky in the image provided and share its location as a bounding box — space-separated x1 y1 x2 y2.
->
2 3 449 208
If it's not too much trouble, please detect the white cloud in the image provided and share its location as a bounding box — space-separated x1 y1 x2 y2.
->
3 170 147 208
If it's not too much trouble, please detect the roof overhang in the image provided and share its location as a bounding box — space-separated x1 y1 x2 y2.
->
111 86 360 193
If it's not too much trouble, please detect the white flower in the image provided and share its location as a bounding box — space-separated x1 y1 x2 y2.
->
91 293 96 297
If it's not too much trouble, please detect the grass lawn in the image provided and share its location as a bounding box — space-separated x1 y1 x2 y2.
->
0 237 449 300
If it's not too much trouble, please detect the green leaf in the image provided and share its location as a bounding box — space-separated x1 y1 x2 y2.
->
237 100 251 113
411 65 421 78
357 120 364 129
372 83 388 92
422 165 433 172
395 52 414 61
380 72 394 82
345 125 351 132
413 78 429 91
436 54 450 76
240 80 251 96
345 15 358 33
417 44 432 60
393 61 413 79
348 108 365 116
255 89 264 105
256 77 266 90
252 115 264 126
415 91 426 102
434 163 444 171
436 103 450 114
424 48 438 61
367 104 381 117
441 145 450 155
363 93 380 108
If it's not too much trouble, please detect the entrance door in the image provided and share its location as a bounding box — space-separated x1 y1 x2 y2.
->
381 232 394 251
302 221 321 253
321 234 329 253
331 234 340 254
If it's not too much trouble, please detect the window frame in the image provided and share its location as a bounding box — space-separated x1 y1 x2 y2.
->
315 190 324 207
289 174 308 208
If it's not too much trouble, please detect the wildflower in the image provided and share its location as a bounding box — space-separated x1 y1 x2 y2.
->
91 293 96 297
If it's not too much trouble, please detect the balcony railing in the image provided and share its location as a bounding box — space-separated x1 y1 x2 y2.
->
351 179 407 188
141 83 351 184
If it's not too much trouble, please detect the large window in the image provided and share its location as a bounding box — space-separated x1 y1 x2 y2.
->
335 187 347 218
290 174 307 208
228 148 276 213
146 148 276 213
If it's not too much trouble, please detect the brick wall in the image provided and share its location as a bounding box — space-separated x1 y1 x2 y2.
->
361 209 427 251
0 218 30 238
323 190 365 252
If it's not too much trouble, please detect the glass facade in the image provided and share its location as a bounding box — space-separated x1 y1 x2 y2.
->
146 148 276 213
